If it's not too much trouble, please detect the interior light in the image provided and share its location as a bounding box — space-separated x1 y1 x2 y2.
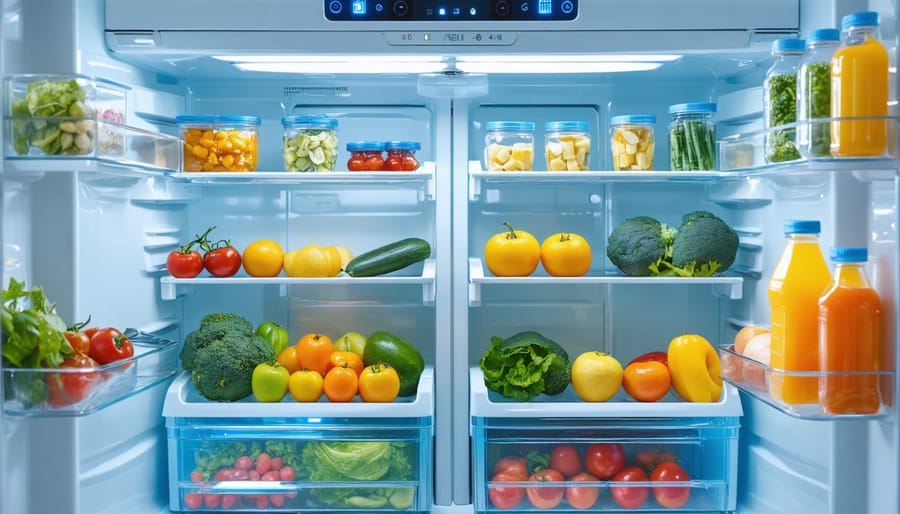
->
234 61 450 74
456 54 682 63
455 61 664 73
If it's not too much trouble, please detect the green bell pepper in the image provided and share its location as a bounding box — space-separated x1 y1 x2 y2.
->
255 321 289 357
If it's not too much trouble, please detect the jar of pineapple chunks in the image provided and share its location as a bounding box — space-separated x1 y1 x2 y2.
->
484 121 535 171
545 121 591 171
610 115 655 171
177 115 260 172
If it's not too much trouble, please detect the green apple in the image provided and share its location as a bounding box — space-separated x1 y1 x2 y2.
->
334 331 367 357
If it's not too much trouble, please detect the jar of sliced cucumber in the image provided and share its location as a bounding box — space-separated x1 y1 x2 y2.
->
282 116 339 172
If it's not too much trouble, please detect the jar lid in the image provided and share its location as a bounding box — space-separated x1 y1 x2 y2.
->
843 11 879 30
384 141 421 151
806 28 841 43
545 121 591 132
830 247 868 263
609 115 656 126
347 141 386 152
485 121 535 132
771 38 806 54
281 116 339 129
784 220 821 234
668 102 717 115
175 115 261 125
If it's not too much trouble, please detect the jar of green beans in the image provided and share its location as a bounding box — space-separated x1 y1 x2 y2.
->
764 38 806 163
797 28 841 158
668 102 717 171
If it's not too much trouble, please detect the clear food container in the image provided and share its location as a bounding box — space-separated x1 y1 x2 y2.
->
282 116 339 172
545 121 592 171
346 141 385 171
176 115 260 172
610 115 655 171
668 103 717 171
764 38 805 163
383 141 422 171
484 121 535 171
797 29 841 158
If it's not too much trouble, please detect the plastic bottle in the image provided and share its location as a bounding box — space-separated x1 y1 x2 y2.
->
768 220 832 404
830 11 889 157
818 247 882 415
764 38 805 163
797 29 841 158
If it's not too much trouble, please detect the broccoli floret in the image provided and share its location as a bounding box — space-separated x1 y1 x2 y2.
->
190 335 275 402
607 216 677 276
200 312 254 333
670 210 740 276
180 313 255 371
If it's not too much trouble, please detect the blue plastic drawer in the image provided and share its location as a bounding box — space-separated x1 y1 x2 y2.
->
165 370 433 513
470 367 741 513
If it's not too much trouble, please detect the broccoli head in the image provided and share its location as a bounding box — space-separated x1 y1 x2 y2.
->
200 312 254 333
670 210 740 276
190 335 275 402
607 216 677 276
180 313 255 371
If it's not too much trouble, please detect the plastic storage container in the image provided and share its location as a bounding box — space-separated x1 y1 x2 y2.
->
282 116 339 172
383 141 422 171
764 38 805 163
668 103 717 171
610 115 655 171
484 121 535 171
177 115 260 172
545 121 591 171
346 140 386 171
797 29 841 158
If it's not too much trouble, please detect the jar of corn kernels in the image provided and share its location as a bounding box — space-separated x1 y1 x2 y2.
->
176 115 261 172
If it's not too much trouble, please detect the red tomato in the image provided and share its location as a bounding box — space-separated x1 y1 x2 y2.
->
89 327 135 365
564 471 599 510
83 326 100 341
550 444 582 477
584 443 626 479
366 155 385 171
526 468 565 509
384 156 404 171
401 155 420 171
488 471 526 510
203 493 221 508
204 245 242 277
493 456 528 479
610 466 650 509
650 461 691 509
167 249 204 278
347 156 367 171
629 351 669 367
633 451 678 474
46 353 100 407
64 331 91 355
183 492 203 509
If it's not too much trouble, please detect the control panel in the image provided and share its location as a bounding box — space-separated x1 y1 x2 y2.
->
324 0 577 21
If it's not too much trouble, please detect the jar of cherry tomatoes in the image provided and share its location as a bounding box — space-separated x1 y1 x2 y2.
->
346 141 385 171
383 141 421 171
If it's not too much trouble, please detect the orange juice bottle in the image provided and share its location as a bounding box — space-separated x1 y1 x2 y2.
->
768 220 832 404
818 247 882 414
830 11 889 157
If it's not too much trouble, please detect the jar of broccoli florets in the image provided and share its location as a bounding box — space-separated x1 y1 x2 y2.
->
764 38 806 163
797 29 841 158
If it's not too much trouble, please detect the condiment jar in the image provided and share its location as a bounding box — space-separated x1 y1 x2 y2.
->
668 103 717 171
797 29 841 158
484 121 535 171
764 38 805 163
282 116 339 172
545 121 591 171
383 141 421 171
346 141 385 171
609 115 654 171
176 115 261 172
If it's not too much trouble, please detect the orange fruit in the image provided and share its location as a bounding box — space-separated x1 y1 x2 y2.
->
623 361 671 402
277 346 302 375
296 333 333 376
242 239 285 277
323 365 358 402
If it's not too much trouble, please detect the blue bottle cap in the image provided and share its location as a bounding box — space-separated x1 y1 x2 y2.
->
784 220 821 234
843 11 879 30
830 247 868 262
806 28 841 43
668 102 717 115
772 38 806 54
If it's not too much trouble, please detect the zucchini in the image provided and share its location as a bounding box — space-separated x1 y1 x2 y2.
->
344 237 431 277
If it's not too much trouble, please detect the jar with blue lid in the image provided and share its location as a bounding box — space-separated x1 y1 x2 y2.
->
797 29 841 158
668 102 717 171
545 121 591 171
764 38 806 163
346 140 385 171
282 116 339 172
176 115 261 172
484 121 535 171
610 115 654 171
384 141 421 171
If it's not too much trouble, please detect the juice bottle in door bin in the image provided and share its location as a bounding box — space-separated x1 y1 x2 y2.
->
830 11 889 157
768 220 832 404
818 247 882 415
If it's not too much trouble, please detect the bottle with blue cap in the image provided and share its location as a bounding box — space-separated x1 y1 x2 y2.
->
764 38 806 163
797 28 841 158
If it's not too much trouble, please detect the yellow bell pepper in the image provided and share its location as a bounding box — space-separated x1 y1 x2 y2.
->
283 244 341 277
483 221 541 277
667 333 723 402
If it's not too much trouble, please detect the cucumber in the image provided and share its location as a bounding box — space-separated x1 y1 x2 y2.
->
344 237 431 277
363 330 426 397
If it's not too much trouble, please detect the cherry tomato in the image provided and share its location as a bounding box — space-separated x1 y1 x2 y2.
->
550 444 582 477
623 360 672 402
89 327 135 365
633 451 679 475
383 155 403 171
46 353 100 407
204 244 242 277
167 249 204 278
365 155 385 171
493 456 528 479
347 155 367 171
488 471 526 510
526 468 565 509
183 492 203 509
64 331 91 355
650 461 691 508
610 466 650 509
401 155 420 171
565 471 599 510
584 443 626 480
629 351 669 367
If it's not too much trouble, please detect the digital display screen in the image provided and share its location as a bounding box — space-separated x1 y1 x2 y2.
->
325 0 577 21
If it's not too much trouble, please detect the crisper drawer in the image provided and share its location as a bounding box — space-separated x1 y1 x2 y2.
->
165 369 433 513
470 368 741 513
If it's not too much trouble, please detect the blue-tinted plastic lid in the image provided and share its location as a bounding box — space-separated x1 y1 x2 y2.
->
346 141 385 152
281 116 338 129
772 38 806 54
384 141 421 151
545 121 591 132
843 11 879 30
807 28 841 43
668 102 717 115
175 115 261 126
784 220 821 234
485 121 535 132
831 247 868 262
610 115 656 126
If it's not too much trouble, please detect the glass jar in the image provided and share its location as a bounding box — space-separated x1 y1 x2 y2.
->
545 121 591 171
797 29 841 158
282 116 339 172
764 38 805 163
383 141 422 171
668 103 717 171
176 115 260 172
609 115 654 171
484 121 535 171
346 141 385 171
